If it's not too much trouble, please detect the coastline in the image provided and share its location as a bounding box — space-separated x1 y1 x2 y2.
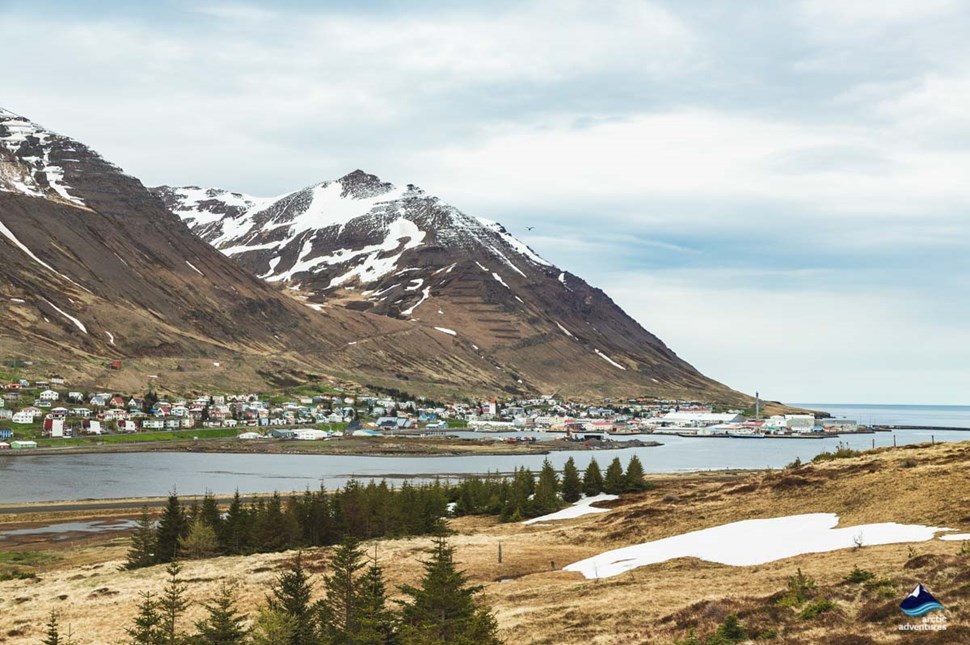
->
0 435 662 458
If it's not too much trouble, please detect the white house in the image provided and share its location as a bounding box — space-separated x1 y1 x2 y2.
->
49 418 65 438
39 390 60 401
12 411 36 424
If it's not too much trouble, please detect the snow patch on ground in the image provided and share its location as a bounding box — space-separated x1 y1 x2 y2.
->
595 349 626 370
45 299 87 334
564 513 952 579
556 322 575 338
476 216 551 267
492 272 510 289
434 327 457 336
105 331 115 345
185 261 204 276
0 218 90 292
401 286 430 317
523 494 618 525
939 533 970 541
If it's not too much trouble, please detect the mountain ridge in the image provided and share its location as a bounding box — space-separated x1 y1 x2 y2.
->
154 170 744 401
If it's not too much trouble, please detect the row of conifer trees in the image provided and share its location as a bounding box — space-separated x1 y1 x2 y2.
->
45 535 501 645
451 455 650 520
125 455 650 569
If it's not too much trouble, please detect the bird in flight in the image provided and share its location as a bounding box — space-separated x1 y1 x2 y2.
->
526 226 534 231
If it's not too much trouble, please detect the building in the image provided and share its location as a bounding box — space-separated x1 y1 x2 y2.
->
10 440 37 450
11 411 36 424
659 411 744 427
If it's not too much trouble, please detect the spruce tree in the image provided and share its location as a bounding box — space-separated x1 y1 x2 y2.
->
355 562 396 644
126 507 157 570
561 457 582 503
398 536 501 645
319 536 366 642
603 458 625 494
159 561 188 645
221 491 249 555
533 458 561 515
127 591 164 645
42 610 60 645
155 492 188 564
198 492 222 535
583 458 604 496
624 455 649 491
194 582 250 644
266 552 317 645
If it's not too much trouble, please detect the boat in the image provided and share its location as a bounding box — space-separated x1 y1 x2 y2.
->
727 429 765 438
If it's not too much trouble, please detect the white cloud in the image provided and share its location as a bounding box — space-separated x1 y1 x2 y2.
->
607 271 970 404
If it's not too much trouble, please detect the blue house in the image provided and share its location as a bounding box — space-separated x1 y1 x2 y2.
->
0 427 13 439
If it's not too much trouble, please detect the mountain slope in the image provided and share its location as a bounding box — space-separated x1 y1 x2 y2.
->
0 109 554 398
156 171 745 401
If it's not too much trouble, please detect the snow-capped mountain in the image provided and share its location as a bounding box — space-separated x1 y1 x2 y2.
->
156 171 743 400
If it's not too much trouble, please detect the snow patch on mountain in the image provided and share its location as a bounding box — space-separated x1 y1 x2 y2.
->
0 109 86 207
595 349 627 370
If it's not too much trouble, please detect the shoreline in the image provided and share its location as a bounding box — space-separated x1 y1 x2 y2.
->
0 436 661 458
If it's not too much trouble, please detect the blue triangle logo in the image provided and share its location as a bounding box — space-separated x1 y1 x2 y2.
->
900 584 944 617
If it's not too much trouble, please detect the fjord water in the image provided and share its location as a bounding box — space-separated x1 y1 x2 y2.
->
795 403 970 427
1 405 968 504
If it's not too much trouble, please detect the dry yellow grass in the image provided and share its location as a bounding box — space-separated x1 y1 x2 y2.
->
4 441 970 643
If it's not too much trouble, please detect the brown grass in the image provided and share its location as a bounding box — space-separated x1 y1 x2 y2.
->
4 441 970 643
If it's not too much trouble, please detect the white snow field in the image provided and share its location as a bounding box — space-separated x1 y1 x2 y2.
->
523 494 619 525
564 513 952 579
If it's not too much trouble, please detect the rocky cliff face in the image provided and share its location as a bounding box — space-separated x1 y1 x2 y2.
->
156 171 745 401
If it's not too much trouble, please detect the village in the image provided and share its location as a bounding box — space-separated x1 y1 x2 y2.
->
0 373 858 451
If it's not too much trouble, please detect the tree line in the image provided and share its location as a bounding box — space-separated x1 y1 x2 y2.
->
45 535 501 645
451 455 650 521
126 455 651 569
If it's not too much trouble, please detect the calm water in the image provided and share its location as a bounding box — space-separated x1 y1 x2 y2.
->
0 405 967 503
798 403 970 428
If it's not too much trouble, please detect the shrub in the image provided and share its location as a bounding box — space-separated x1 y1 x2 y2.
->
798 599 836 620
778 568 816 607
843 566 875 584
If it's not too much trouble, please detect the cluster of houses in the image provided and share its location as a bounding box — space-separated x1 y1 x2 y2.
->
1 373 853 448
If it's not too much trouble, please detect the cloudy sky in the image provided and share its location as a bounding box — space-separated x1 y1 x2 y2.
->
3 0 969 404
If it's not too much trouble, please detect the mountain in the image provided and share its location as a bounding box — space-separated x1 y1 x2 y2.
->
154 171 746 401
0 108 539 398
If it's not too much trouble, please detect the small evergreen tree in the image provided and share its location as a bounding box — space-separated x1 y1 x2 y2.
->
159 561 188 645
193 582 250 645
42 610 61 645
155 492 188 564
624 455 649 491
126 507 157 570
128 591 164 645
561 457 582 503
221 491 249 555
179 518 219 560
532 458 561 515
319 536 366 642
250 608 295 645
266 553 317 645
603 458 625 494
355 562 396 644
398 536 501 645
583 458 604 496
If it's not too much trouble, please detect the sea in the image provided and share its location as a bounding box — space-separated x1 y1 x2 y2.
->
1 404 968 504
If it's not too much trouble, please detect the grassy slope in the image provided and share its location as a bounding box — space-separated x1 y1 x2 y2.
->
4 441 970 643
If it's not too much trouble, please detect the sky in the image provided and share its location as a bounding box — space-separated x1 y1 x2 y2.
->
2 0 969 405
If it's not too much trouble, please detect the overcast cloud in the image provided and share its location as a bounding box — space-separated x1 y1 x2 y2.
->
2 0 969 404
